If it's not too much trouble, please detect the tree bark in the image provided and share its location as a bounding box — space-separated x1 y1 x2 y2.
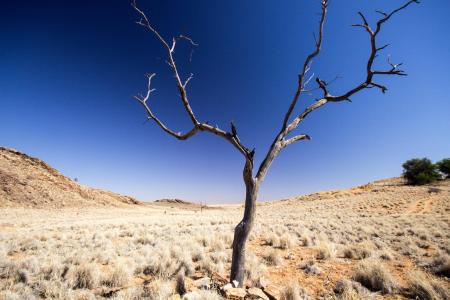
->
230 160 258 286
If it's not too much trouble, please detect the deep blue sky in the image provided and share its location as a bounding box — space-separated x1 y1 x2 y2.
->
1 1 449 203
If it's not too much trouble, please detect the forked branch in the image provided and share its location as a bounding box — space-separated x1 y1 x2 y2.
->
132 0 417 182
257 0 418 180
134 74 199 140
131 0 253 160
284 0 418 135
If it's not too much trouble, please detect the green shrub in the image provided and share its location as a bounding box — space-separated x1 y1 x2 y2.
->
402 158 440 185
436 158 450 178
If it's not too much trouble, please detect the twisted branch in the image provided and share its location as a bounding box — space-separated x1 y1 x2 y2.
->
134 74 199 140
284 0 418 135
131 0 253 160
257 0 418 180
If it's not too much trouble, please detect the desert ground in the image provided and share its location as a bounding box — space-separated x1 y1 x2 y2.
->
1 148 449 299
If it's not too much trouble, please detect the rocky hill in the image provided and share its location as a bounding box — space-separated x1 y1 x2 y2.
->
0 147 141 208
152 198 219 210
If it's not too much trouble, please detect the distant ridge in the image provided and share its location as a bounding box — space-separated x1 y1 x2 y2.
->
0 147 141 208
152 198 219 210
154 198 195 204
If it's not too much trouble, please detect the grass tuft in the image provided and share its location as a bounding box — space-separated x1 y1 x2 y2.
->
352 260 396 294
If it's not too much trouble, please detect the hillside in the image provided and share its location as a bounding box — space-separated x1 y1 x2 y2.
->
272 176 450 214
0 147 140 208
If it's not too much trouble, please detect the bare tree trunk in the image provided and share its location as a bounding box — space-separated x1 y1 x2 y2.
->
230 160 258 286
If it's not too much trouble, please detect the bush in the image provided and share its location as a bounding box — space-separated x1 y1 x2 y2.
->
334 279 371 300
142 279 174 299
437 158 450 178
406 270 449 300
298 260 322 275
265 233 281 248
426 253 450 278
245 253 267 287
402 158 440 185
279 233 295 250
342 243 372 260
315 242 335 260
281 282 310 300
67 263 100 289
352 260 396 294
264 249 282 266
102 264 131 287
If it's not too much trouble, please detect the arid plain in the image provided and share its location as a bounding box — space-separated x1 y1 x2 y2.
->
1 148 449 299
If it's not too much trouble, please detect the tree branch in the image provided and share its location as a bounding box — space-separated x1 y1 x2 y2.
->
134 74 199 140
257 0 418 181
281 0 328 131
255 0 328 181
281 134 311 148
132 0 253 160
131 0 171 52
133 0 417 183
374 0 420 35
285 0 418 134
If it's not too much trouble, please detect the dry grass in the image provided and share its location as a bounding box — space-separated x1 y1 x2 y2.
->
102 264 132 288
264 249 283 266
280 282 310 300
0 177 449 298
406 270 449 300
426 253 450 278
279 233 295 250
352 259 396 294
245 252 267 287
71 264 101 289
298 260 322 275
315 242 336 260
333 279 370 300
342 242 373 260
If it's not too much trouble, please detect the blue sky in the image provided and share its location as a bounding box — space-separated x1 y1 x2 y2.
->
1 1 449 203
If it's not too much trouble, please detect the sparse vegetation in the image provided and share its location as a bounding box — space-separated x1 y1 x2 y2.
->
280 233 295 250
352 260 396 294
67 263 101 289
245 253 267 287
426 253 450 278
264 249 283 266
281 282 310 300
333 279 370 300
342 242 373 260
298 260 322 275
406 270 449 300
144 278 175 299
102 264 132 288
265 232 281 248
315 242 336 260
0 177 449 298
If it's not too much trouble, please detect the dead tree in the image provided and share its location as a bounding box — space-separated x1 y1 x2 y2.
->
131 0 418 286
